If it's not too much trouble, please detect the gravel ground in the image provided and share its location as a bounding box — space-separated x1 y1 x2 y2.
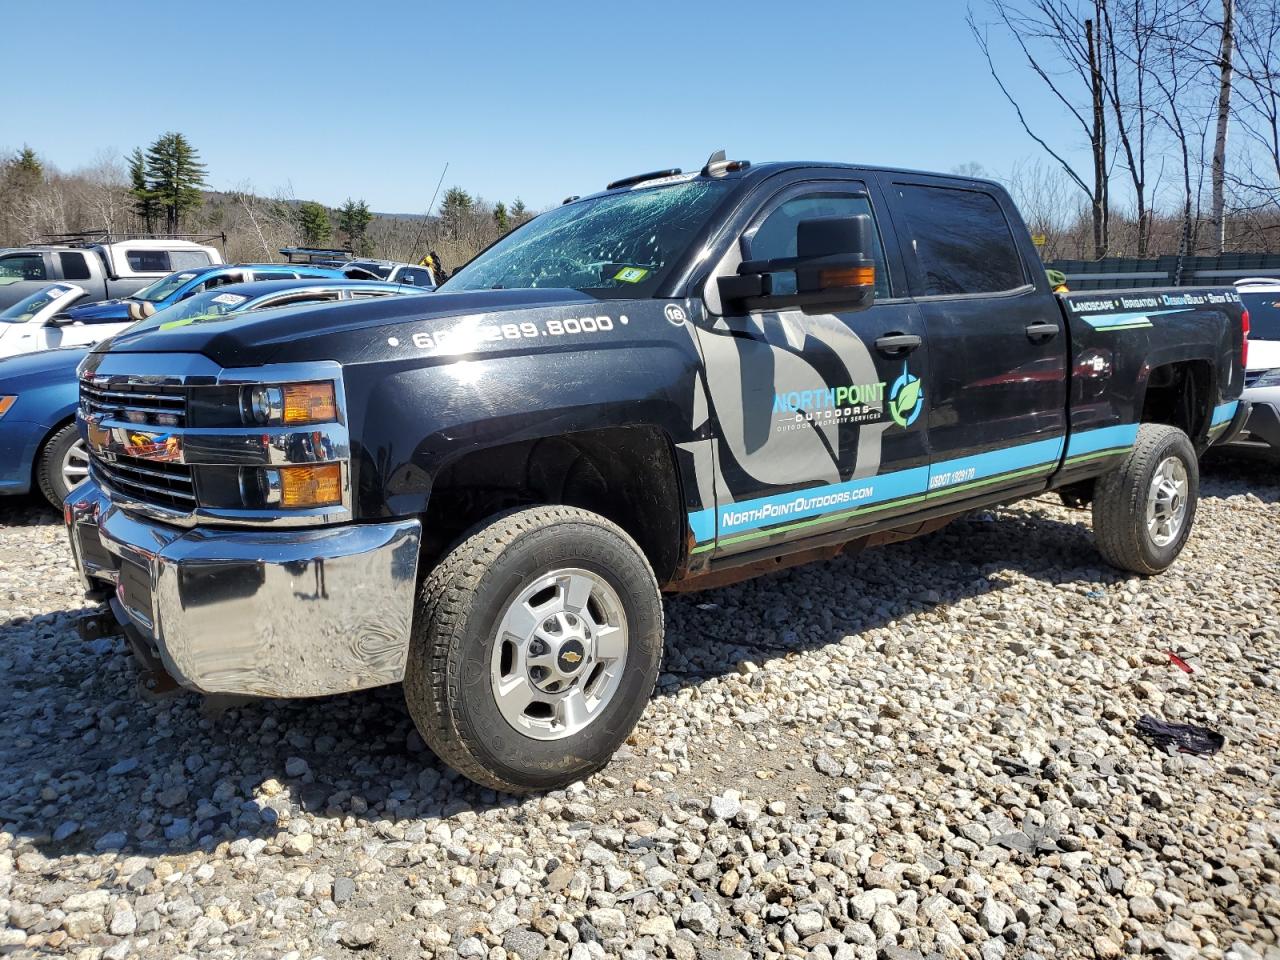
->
1 456 1277 960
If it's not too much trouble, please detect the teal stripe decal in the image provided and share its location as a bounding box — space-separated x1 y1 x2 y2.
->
1066 423 1139 458
1077 307 1193 330
688 434 1068 547
1211 401 1238 426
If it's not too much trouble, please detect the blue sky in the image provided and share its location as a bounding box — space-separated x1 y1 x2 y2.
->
3 0 1087 214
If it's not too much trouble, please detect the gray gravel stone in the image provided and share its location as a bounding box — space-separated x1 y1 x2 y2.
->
0 461 1275 959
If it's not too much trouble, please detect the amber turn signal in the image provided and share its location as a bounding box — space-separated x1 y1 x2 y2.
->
818 264 875 288
278 464 342 508
282 382 338 424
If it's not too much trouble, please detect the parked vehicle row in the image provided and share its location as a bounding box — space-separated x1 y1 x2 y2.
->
62 263 350 324
64 155 1250 794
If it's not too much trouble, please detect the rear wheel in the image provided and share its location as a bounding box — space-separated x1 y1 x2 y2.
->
404 505 663 793
1092 423 1199 574
37 423 89 508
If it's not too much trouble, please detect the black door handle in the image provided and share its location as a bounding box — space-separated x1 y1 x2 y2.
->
1026 321 1060 341
874 332 922 355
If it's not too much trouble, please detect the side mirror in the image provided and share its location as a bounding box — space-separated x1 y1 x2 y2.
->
127 301 157 322
718 214 877 314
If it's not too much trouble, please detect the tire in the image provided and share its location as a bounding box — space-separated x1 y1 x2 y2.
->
36 423 90 509
404 505 663 793
1092 423 1199 575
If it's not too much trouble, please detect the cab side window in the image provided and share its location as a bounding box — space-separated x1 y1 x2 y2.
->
748 193 891 299
0 254 47 280
895 185 1026 296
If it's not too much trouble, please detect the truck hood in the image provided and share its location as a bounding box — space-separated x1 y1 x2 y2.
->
94 288 606 367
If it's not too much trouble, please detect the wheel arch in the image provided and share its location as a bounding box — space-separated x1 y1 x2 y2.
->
419 424 689 584
1136 357 1216 449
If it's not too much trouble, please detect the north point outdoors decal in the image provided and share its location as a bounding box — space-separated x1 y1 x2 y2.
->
772 380 886 432
772 363 924 434
888 364 924 428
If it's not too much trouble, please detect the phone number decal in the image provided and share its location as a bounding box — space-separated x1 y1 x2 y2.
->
411 314 627 351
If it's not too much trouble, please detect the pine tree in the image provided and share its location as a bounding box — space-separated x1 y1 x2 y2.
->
440 186 473 240
337 198 373 254
510 197 528 224
14 146 42 180
144 132 207 233
128 147 160 232
493 201 509 232
296 201 333 246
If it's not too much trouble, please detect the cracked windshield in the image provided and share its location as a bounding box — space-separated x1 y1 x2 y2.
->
441 178 732 298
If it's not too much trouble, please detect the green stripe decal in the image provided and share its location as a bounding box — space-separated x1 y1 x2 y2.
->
1064 447 1131 466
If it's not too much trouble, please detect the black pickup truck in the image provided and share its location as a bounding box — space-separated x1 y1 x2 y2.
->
67 157 1249 792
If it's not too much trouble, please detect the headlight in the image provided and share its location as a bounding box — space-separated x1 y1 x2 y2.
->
242 381 337 425
0 396 15 419
1253 368 1280 388
260 464 343 508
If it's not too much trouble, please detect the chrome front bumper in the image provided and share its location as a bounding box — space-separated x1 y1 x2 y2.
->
66 478 422 698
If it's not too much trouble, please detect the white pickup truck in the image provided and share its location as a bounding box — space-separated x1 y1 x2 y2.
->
0 237 223 312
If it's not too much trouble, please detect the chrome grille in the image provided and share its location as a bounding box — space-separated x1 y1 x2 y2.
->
81 380 187 427
91 454 196 510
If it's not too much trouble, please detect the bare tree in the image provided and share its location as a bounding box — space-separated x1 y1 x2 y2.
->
969 0 1113 256
1229 0 1280 212
1100 0 1167 254
1002 157 1076 258
72 152 132 235
1210 0 1237 250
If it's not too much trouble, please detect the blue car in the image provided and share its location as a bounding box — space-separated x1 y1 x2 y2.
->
0 346 89 507
62 263 347 324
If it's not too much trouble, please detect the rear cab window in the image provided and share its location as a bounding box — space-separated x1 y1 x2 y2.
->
58 251 92 280
892 183 1027 297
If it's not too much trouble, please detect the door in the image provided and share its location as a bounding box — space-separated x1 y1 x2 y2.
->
885 177 1067 502
694 179 930 558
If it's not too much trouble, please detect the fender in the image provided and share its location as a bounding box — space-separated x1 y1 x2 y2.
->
342 305 712 519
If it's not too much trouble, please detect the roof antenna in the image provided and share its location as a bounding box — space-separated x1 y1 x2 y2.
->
702 149 749 177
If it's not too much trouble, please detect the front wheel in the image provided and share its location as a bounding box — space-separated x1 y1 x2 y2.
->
37 423 90 508
404 506 663 793
1092 423 1199 574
